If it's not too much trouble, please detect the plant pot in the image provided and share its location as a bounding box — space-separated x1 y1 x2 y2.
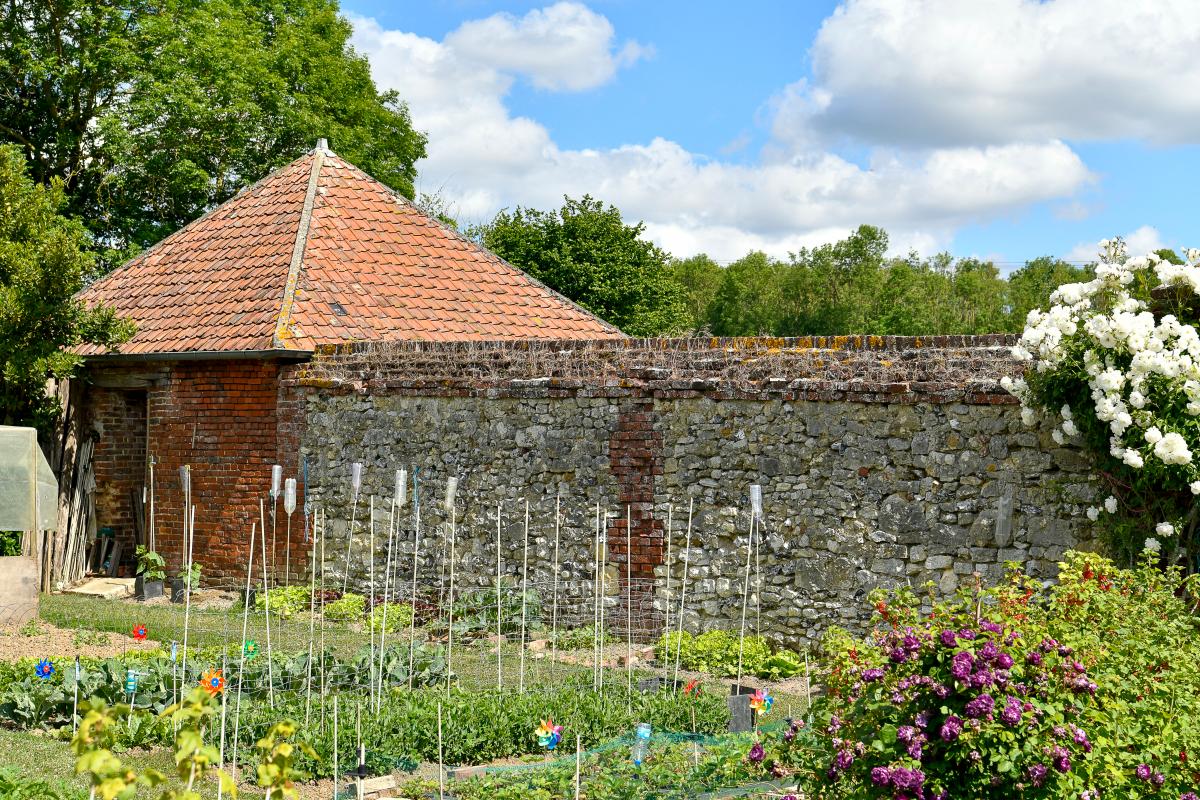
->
170 578 187 603
136 576 164 601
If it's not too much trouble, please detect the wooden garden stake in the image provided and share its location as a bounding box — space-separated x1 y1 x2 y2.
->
496 500 503 690
217 653 228 800
231 521 256 784
574 734 582 800
180 498 195 708
444 477 457 698
407 469 422 690
672 498 693 691
367 495 376 707
356 702 364 800
592 500 601 690
663 503 673 640
625 504 633 710
305 528 318 726
72 656 79 735
343 462 363 594
332 695 339 800
598 509 608 697
518 498 530 694
377 487 397 712
550 487 562 681
259 498 276 707
437 701 446 800
735 487 761 691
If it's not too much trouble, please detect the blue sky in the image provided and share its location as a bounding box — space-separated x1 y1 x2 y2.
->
342 0 1200 268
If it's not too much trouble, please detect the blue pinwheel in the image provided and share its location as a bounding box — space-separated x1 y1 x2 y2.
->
35 659 54 680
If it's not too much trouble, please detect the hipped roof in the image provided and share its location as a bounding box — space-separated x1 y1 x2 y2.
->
78 144 623 356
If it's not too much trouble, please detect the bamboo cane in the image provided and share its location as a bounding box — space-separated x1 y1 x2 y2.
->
231 522 256 784
518 499 530 694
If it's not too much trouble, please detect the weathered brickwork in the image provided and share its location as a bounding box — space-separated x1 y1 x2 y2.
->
297 337 1098 645
87 385 147 558
84 359 308 582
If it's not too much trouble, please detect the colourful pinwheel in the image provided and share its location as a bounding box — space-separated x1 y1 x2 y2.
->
34 659 54 680
201 668 225 696
243 640 259 660
749 688 773 716
535 718 563 751
684 678 702 697
132 623 148 641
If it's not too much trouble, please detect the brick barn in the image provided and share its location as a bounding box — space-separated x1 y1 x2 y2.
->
74 141 621 584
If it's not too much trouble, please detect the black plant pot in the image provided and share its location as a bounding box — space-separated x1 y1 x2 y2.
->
136 576 164 601
170 578 187 603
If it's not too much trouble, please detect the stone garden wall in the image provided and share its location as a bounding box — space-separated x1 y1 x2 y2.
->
293 336 1096 647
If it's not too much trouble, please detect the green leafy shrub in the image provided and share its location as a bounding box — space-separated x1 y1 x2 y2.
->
134 546 166 582
655 629 797 679
323 592 366 623
368 601 414 633
806 550 1200 800
253 585 312 619
450 581 542 638
0 768 82 800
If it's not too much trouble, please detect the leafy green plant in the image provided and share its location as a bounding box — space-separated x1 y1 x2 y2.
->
0 768 82 800
655 630 790 679
135 547 167 582
256 719 316 798
254 585 312 620
368 601 414 633
0 531 22 557
806 550 1200 800
450 582 542 638
175 563 201 591
322 592 365 623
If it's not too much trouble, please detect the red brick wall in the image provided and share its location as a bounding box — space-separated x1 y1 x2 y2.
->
607 397 664 634
88 387 147 564
87 358 310 588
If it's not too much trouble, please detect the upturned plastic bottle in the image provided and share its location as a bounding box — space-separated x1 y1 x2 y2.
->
632 722 652 765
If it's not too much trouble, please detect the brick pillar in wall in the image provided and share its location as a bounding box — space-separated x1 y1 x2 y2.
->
607 395 664 642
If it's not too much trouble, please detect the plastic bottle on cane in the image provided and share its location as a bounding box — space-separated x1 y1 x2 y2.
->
632 722 651 766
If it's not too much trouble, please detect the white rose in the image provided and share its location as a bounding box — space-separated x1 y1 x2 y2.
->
1021 407 1037 426
1156 522 1174 537
1086 507 1099 521
1145 426 1163 445
1129 391 1146 409
1062 420 1078 437
1061 405 1073 420
1145 536 1162 553
1122 450 1145 468
1052 429 1065 445
1104 496 1118 514
1191 481 1200 495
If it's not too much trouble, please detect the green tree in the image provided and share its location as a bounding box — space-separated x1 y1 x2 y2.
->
669 254 723 331
0 0 426 261
481 196 688 336
706 251 785 336
0 145 133 431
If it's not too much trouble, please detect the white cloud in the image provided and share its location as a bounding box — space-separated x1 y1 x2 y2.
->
444 2 650 91
782 0 1200 149
1065 225 1165 263
350 3 1096 262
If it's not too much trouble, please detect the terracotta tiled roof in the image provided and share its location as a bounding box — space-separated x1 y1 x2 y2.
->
78 145 623 356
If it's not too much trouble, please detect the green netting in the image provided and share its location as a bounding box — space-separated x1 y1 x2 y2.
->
335 721 810 800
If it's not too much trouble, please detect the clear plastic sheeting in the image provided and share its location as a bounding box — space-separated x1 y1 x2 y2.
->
0 425 58 532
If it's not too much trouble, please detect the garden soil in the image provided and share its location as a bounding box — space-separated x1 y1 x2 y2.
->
0 619 160 661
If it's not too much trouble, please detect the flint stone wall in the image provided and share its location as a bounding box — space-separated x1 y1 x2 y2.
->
294 336 1096 647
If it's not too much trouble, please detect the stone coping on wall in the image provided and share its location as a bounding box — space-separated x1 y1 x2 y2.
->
295 334 1023 405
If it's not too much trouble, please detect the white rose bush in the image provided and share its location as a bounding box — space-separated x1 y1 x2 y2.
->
1003 238 1200 567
